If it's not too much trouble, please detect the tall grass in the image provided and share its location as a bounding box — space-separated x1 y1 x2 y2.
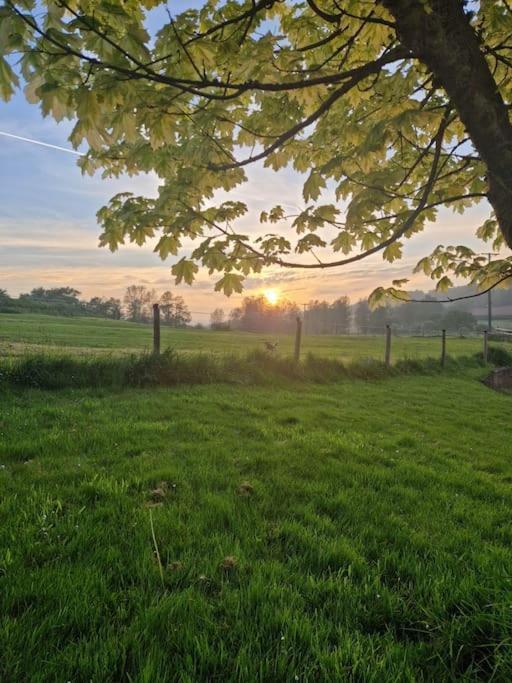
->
1 345 505 390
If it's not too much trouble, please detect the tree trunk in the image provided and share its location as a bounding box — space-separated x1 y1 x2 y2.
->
383 0 512 248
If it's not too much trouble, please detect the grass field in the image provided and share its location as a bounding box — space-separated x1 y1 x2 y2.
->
1 374 511 681
0 312 488 362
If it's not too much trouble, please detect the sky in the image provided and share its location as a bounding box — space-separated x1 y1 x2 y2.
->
0 8 494 323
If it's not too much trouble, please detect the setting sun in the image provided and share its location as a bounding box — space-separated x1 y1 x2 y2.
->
263 288 280 306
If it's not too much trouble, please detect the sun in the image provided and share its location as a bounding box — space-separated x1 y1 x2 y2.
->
263 288 280 305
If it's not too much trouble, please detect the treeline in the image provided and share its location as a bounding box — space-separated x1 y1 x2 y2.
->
0 285 192 326
352 297 479 335
209 293 483 335
123 286 191 326
3 283 509 334
212 296 352 335
309 295 482 335
228 296 300 333
210 295 356 335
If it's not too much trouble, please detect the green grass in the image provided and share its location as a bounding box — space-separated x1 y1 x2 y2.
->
0 311 489 362
1 375 511 681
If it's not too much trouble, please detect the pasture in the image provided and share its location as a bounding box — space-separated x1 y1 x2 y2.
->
0 312 486 362
1 312 511 680
1 375 511 680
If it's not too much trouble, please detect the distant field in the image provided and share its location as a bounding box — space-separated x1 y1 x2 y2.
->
1 374 511 680
0 313 489 362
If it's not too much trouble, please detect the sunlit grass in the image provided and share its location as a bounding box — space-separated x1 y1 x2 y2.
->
0 312 491 362
1 376 511 680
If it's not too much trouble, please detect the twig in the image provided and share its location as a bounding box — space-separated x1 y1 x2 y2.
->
149 509 165 589
390 274 512 304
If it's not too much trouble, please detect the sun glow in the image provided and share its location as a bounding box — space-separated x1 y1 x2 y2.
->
263 288 280 305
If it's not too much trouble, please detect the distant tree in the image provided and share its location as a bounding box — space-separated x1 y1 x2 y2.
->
21 287 81 305
19 287 83 315
369 305 393 332
394 294 444 332
229 307 242 327
0 288 14 312
304 297 350 334
105 297 122 320
159 291 191 327
173 296 192 327
330 297 351 334
159 291 176 325
86 296 102 315
354 300 371 335
124 285 153 322
210 308 227 330
86 296 122 319
441 309 477 333
304 300 331 334
230 296 299 333
210 308 225 326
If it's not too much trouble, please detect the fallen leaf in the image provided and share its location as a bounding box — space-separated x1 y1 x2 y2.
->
220 555 238 571
237 482 254 497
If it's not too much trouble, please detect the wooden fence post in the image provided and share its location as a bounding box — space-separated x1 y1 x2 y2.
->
153 303 161 355
294 316 303 363
483 329 489 364
441 329 446 368
385 325 392 367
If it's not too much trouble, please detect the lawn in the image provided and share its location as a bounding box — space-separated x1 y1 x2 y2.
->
0 312 487 363
1 373 511 681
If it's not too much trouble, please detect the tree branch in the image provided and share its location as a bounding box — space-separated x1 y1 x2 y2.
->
190 109 450 271
391 274 512 304
210 46 408 171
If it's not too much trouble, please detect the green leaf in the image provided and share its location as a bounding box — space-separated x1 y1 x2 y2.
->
214 273 244 296
172 258 198 285
414 257 432 276
295 233 326 253
303 171 326 202
368 287 386 310
155 235 180 259
268 205 285 223
476 218 497 242
0 56 18 101
331 231 354 255
436 276 453 293
383 242 402 262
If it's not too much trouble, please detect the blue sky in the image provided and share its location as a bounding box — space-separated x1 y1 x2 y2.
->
0 7 494 322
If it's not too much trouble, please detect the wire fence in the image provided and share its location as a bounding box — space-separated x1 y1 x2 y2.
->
1 306 511 367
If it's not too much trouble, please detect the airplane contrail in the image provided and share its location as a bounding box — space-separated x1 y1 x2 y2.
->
0 130 83 155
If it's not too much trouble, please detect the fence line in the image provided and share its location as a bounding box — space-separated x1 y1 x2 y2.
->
360 326 499 368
